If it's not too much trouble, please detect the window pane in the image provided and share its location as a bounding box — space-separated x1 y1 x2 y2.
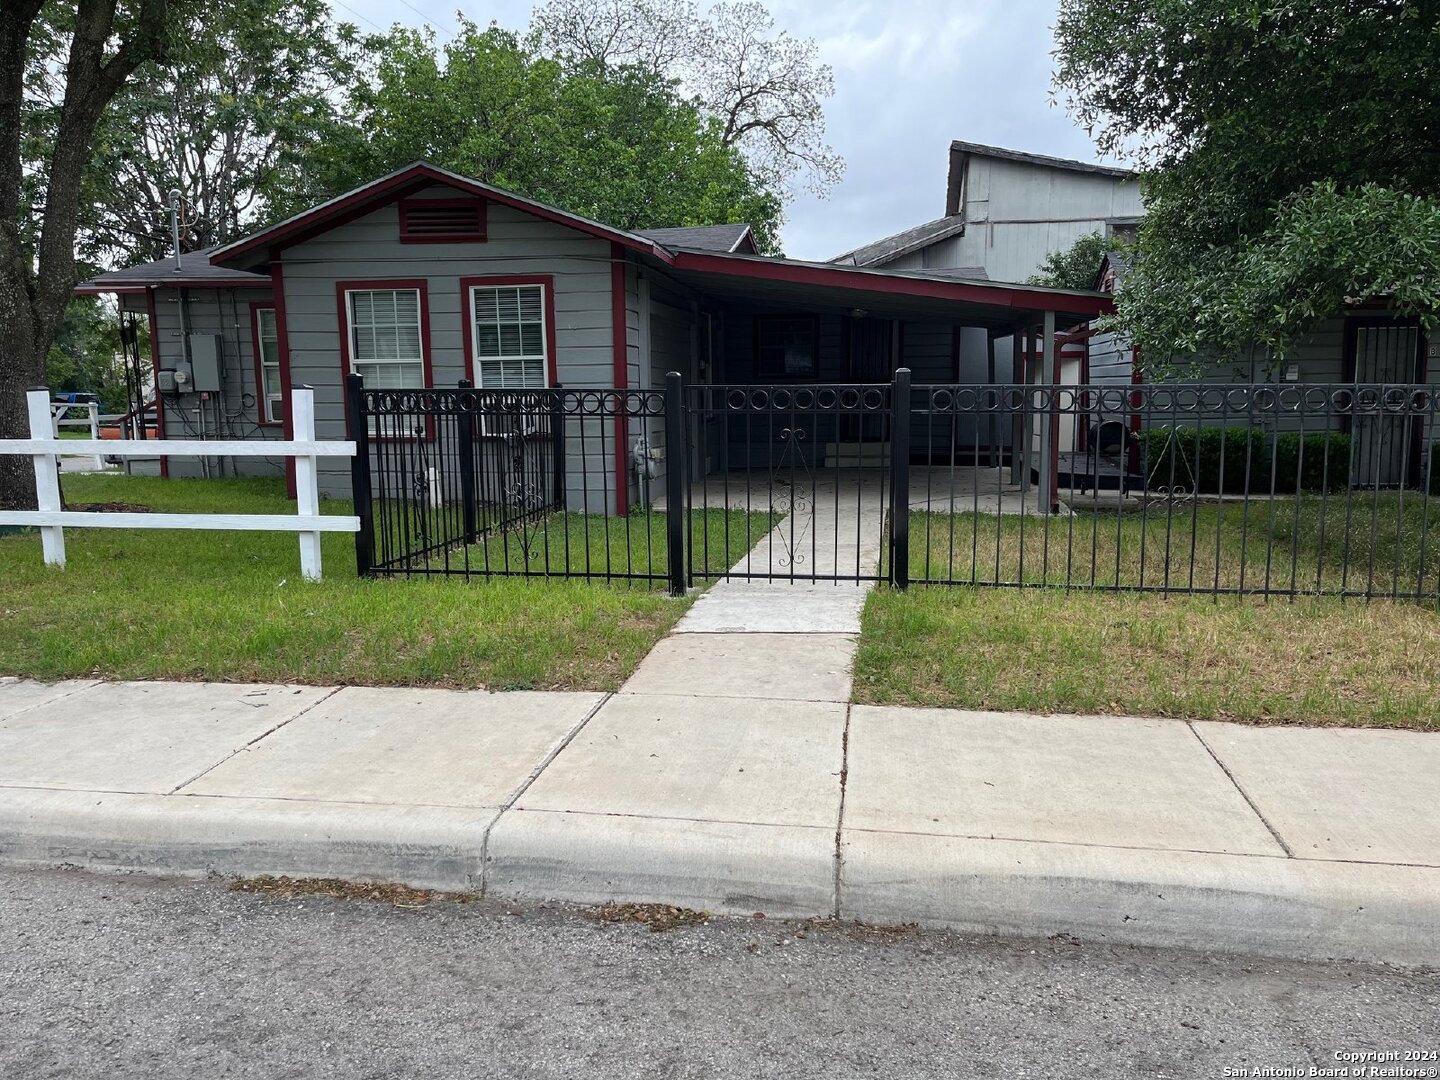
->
472 283 547 387
348 289 423 364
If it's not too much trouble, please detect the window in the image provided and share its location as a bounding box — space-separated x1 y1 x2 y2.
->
755 315 818 379
254 307 282 423
345 288 426 388
469 283 549 388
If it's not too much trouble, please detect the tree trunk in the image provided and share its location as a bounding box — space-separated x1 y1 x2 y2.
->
0 0 172 510
0 245 43 512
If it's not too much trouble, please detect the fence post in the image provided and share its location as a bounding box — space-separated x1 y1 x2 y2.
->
26 387 65 567
457 378 478 544
664 370 688 596
345 373 374 577
890 367 911 590
291 385 324 581
551 382 566 510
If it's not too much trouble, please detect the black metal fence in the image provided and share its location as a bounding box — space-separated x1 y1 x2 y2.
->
347 371 1440 601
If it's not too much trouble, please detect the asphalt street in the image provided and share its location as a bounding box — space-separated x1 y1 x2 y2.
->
1 867 1435 1079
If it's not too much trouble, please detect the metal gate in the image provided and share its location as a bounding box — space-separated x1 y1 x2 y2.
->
682 381 897 584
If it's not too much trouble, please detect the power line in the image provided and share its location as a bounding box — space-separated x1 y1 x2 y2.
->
330 0 388 35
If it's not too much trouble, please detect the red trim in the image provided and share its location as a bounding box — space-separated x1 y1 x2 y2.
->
249 301 281 426
611 245 630 515
753 313 820 379
668 250 1114 319
144 288 169 478
270 257 298 495
336 278 435 440
211 164 666 268
399 196 487 244
458 275 559 386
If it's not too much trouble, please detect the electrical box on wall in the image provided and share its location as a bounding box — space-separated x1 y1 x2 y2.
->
188 333 224 392
156 369 179 395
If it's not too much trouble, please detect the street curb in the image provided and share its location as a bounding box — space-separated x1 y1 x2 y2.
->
3 790 1438 967
0 788 493 892
485 808 836 918
841 830 1440 968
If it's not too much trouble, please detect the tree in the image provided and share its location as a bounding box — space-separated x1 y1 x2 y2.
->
1053 0 1440 363
84 0 358 267
326 19 784 250
531 0 843 195
1028 231 1124 292
1 0 179 511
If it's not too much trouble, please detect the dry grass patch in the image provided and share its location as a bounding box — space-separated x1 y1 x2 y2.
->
230 876 474 907
855 587 1440 729
582 903 712 931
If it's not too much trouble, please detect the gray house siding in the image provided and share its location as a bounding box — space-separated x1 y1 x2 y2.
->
121 285 280 480
278 188 620 504
866 155 1143 284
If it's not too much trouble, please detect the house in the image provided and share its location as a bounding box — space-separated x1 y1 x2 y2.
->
831 138 1435 491
76 160 1111 511
830 139 1142 281
1082 242 1438 491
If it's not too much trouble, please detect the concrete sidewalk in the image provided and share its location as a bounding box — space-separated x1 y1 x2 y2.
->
0 675 1436 967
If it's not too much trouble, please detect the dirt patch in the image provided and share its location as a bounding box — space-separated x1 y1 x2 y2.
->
230 875 475 907
582 902 711 931
66 502 154 514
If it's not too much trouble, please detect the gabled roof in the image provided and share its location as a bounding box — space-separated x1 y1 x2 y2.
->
209 161 672 271
637 224 758 254
74 249 271 293
830 215 967 267
946 139 1136 216
1094 249 1134 292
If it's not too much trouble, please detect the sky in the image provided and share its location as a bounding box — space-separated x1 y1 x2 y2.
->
339 0 1118 261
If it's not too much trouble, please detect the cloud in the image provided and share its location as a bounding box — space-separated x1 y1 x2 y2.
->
813 3 988 77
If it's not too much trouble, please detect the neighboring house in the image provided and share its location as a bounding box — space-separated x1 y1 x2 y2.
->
77 160 1109 508
831 138 1435 490
831 139 1142 281
831 139 1141 397
1082 249 1437 489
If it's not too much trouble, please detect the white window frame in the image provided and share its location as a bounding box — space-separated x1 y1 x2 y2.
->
467 282 551 391
255 307 282 424
343 287 428 389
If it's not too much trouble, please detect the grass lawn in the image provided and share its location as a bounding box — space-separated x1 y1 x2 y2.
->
0 473 727 691
901 492 1439 598
855 586 1440 730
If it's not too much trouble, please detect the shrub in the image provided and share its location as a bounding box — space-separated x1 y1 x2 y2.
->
1140 426 1351 494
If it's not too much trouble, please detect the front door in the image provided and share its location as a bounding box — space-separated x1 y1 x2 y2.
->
1346 319 1424 488
842 316 895 441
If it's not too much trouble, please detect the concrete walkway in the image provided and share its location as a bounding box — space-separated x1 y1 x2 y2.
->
0 676 1437 967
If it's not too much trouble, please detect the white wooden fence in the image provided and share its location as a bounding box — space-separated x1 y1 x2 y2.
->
0 387 358 581
50 399 103 470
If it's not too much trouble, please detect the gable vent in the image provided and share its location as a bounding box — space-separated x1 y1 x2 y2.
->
398 198 487 243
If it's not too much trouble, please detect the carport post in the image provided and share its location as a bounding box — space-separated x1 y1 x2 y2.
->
664 371 688 596
1035 310 1058 516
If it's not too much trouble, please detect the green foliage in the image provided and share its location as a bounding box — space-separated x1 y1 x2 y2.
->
1053 0 1440 359
1140 426 1352 495
27 0 358 270
310 20 784 252
1028 231 1123 291
44 300 130 412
